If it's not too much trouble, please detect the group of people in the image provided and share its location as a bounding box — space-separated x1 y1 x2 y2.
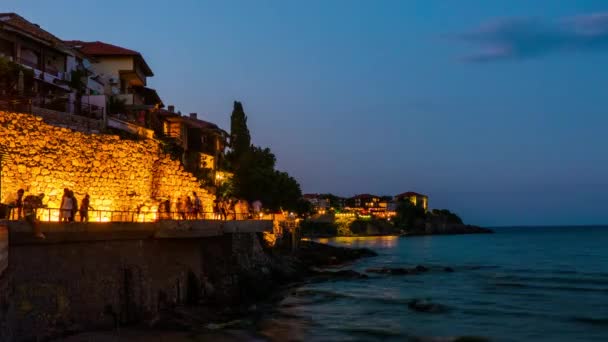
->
59 188 94 223
156 192 263 221
158 191 203 220
7 188 265 225
7 189 46 238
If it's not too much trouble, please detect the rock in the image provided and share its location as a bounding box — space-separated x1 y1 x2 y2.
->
415 265 429 272
408 299 449 314
311 269 369 281
444 267 454 272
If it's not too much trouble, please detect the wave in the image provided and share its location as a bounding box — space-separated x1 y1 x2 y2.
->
571 316 608 326
281 289 355 307
336 326 403 339
491 274 608 286
492 282 608 293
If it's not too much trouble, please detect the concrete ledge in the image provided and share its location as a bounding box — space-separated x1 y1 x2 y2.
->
7 220 274 245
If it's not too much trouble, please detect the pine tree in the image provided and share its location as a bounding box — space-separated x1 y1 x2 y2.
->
229 101 251 168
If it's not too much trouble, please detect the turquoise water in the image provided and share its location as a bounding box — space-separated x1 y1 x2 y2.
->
267 227 608 341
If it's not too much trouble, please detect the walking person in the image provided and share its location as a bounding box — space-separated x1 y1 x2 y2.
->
11 189 24 220
213 198 220 220
79 194 94 223
59 188 72 223
70 191 78 223
23 193 45 239
192 192 202 219
164 198 171 220
176 197 186 220
185 196 193 220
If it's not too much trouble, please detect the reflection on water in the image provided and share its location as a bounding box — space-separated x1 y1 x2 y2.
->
314 235 399 249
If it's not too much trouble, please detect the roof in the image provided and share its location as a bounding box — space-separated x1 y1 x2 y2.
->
351 194 378 200
137 86 163 107
65 40 154 76
0 13 65 47
181 116 219 130
396 192 427 198
156 110 220 130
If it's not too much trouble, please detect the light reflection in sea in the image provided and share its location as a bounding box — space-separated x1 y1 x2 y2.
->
313 235 399 249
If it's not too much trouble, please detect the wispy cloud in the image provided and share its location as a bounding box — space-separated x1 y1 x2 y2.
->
457 12 608 62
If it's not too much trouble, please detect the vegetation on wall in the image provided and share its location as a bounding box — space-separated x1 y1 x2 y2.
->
0 58 34 96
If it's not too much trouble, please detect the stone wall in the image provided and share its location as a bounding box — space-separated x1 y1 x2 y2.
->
2 231 271 340
31 106 103 133
0 111 214 221
6 238 206 340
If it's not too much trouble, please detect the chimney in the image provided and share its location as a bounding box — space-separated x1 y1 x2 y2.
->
167 105 175 113
189 113 197 119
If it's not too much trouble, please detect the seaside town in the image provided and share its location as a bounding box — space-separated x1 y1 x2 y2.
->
0 3 604 341
0 11 487 341
0 12 436 228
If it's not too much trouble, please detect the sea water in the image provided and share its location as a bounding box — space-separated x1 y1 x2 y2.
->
256 226 608 341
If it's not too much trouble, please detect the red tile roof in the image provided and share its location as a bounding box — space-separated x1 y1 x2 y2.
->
64 40 139 56
65 40 153 76
0 13 64 47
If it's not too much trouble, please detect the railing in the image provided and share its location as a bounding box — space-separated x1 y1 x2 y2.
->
5 207 274 223
15 57 40 70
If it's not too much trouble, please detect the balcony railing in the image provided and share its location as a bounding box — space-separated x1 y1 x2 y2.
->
15 57 39 70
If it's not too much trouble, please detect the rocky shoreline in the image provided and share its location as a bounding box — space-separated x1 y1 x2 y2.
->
59 240 378 341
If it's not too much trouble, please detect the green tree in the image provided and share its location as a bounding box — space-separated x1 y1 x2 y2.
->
394 200 427 229
70 69 87 115
227 101 251 169
225 101 303 211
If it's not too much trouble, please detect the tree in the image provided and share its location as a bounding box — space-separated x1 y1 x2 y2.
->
394 200 427 229
227 101 251 169
69 69 87 115
225 101 303 211
107 96 127 115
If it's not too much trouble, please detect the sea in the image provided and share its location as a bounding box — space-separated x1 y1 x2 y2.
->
245 226 608 342
73 226 608 341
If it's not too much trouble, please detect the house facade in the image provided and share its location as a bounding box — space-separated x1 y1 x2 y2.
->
395 191 429 211
65 40 162 125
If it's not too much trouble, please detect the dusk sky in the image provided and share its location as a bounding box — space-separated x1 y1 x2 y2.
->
4 0 608 226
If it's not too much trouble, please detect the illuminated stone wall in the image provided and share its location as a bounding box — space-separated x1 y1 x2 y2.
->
0 111 214 221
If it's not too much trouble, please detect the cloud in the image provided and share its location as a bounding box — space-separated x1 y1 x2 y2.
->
458 12 608 62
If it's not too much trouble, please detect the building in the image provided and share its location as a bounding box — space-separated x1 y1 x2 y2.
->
0 14 77 107
151 106 228 176
395 191 429 211
65 40 162 124
303 194 330 214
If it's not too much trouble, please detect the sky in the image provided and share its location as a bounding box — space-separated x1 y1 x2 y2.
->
3 0 608 226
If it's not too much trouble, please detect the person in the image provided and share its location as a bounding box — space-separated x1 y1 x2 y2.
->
11 189 24 220
70 191 78 223
176 197 185 220
59 188 72 223
213 198 220 220
252 200 262 219
192 192 202 219
79 194 94 223
164 198 171 220
23 193 45 239
185 196 193 220
219 199 228 221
